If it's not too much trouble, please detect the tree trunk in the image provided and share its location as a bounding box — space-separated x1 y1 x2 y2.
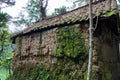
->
87 0 93 80
40 6 46 20
39 0 48 20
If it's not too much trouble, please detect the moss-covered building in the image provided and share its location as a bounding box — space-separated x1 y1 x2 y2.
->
12 0 120 80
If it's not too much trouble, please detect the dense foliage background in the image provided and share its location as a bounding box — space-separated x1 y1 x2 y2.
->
0 12 14 80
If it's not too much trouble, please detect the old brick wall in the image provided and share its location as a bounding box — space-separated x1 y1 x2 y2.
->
12 24 90 80
91 18 120 80
13 28 57 70
41 28 57 55
99 24 120 80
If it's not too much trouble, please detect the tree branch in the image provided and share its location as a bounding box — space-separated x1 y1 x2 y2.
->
44 0 48 9
0 0 15 5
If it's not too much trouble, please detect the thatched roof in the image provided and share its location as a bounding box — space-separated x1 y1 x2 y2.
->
12 0 118 39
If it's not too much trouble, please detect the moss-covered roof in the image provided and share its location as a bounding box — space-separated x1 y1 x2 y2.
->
12 0 118 39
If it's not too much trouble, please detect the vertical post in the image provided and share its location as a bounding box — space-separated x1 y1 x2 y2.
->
87 0 93 80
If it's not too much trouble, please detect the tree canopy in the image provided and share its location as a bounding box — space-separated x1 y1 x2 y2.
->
13 0 68 27
0 1 15 79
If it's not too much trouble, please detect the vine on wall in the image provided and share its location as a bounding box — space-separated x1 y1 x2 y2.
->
55 25 87 58
8 57 88 80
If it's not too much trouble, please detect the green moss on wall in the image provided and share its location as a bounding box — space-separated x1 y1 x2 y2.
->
9 56 88 80
38 33 42 55
18 37 22 56
55 25 87 58
105 9 117 17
